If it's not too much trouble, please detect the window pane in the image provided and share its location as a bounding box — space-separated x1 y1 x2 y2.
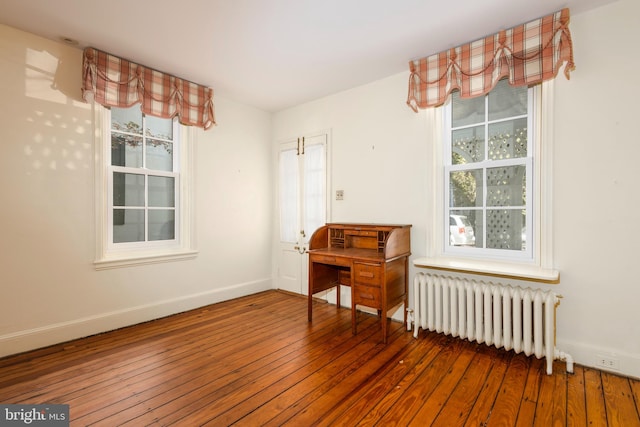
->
488 80 527 121
148 176 175 207
145 115 173 140
487 165 526 207
279 149 298 243
111 105 142 134
452 91 485 127
452 125 485 164
450 169 483 207
449 210 482 248
304 144 325 243
113 209 144 243
113 173 145 206
488 118 527 160
111 134 143 167
487 209 525 250
146 139 173 171
149 210 175 241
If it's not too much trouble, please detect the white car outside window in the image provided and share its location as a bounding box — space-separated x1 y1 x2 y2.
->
450 214 476 246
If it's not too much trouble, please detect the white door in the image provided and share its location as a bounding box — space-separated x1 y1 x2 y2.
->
277 133 328 294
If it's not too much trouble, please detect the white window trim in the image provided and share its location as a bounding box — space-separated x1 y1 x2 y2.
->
418 80 557 282
92 103 198 270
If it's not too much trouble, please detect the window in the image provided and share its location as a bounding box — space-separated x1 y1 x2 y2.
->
109 106 178 245
94 105 197 269
444 79 535 261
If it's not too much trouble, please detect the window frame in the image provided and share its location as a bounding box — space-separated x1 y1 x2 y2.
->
443 82 535 262
423 80 555 275
93 104 197 270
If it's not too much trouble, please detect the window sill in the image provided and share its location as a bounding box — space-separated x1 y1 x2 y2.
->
413 257 559 284
94 250 198 270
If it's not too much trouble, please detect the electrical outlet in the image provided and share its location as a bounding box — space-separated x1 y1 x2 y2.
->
595 354 620 371
336 190 344 200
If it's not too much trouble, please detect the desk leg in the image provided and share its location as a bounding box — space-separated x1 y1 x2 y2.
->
382 314 387 344
351 306 357 335
308 261 313 322
381 296 387 344
351 263 357 335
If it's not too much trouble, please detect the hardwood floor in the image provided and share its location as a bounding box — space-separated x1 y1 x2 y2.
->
0 290 638 426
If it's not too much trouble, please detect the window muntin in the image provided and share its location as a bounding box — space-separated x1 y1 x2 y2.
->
444 79 533 259
108 105 179 247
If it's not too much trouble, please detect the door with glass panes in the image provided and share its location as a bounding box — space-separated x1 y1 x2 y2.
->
277 133 328 294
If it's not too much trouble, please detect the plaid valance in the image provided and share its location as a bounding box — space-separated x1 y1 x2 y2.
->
407 8 575 111
82 48 216 130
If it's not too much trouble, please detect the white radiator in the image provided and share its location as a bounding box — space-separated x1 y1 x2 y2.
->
411 272 573 375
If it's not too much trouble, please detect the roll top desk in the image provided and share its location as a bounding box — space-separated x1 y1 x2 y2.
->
307 223 411 343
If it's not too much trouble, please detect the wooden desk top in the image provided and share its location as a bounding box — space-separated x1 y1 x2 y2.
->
324 223 412 230
308 247 387 262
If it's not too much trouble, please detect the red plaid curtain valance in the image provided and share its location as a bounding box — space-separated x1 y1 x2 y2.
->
82 48 216 130
407 8 575 111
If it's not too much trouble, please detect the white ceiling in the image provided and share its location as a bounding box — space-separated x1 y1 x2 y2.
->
0 0 616 112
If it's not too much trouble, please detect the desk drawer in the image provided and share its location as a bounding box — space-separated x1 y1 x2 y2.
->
353 262 382 286
311 254 350 267
353 283 381 307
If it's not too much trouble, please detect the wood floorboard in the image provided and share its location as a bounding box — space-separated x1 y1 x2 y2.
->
0 291 299 403
0 290 638 427
122 305 364 426
514 356 545 427
370 337 467 425
584 366 609 426
429 346 500 426
532 364 564 426
407 342 481 425
314 332 449 426
227 322 402 426
196 318 384 426
74 296 336 425
489 353 531 426
345 335 446 426
601 372 640 426
0 290 279 372
566 365 587 426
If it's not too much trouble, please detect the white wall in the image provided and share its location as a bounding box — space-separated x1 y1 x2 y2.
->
272 73 428 243
0 25 273 356
273 0 640 378
552 0 640 377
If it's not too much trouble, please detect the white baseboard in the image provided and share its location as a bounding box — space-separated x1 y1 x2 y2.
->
556 338 640 379
0 278 271 358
